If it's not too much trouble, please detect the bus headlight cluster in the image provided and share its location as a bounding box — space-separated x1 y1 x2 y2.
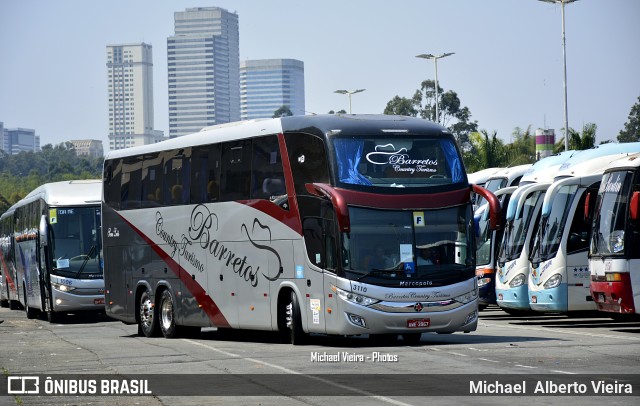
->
543 274 562 289
52 282 76 292
477 277 492 288
334 286 380 306
509 273 525 288
453 289 478 305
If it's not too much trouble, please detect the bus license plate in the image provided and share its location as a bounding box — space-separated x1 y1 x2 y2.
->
498 293 503 301
407 319 430 328
531 296 537 304
94 298 105 305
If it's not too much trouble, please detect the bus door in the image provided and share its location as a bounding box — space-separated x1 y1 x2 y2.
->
564 184 599 310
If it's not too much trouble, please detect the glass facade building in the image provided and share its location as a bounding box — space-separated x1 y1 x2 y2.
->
240 59 305 120
167 7 240 138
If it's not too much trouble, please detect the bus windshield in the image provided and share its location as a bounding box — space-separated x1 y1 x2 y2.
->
331 136 465 188
533 185 578 262
499 190 543 262
475 205 492 266
50 206 102 279
591 171 633 256
341 205 474 286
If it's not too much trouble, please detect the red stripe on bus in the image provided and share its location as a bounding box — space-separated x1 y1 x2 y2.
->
334 187 470 209
118 214 231 328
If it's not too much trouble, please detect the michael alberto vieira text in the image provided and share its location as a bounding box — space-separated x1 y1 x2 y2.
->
470 380 633 395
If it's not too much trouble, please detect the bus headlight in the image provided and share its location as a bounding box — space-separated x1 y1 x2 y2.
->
52 282 76 292
453 289 478 305
509 273 525 288
543 274 562 289
334 286 380 306
477 277 492 288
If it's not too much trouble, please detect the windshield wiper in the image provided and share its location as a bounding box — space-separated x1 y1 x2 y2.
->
356 268 401 281
74 245 96 279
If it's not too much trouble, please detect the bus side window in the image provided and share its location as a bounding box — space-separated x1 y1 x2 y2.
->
190 144 221 204
251 135 285 201
163 148 191 206
220 140 251 202
121 156 142 210
104 160 122 210
284 133 330 196
303 217 324 268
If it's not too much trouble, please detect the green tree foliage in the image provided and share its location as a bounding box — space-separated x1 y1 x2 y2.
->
273 105 293 118
328 110 347 114
0 142 102 213
384 79 478 151
554 123 597 152
617 96 640 142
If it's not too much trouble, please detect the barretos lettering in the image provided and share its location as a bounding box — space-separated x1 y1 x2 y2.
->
366 144 438 174
155 204 283 288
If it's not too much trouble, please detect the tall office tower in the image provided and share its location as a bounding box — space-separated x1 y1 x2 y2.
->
168 7 240 138
106 43 155 150
240 59 305 120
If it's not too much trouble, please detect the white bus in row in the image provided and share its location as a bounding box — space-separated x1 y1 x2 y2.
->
0 180 104 322
101 114 500 344
589 152 640 318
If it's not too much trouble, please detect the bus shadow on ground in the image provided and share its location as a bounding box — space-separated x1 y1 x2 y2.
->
44 311 117 325
184 328 559 348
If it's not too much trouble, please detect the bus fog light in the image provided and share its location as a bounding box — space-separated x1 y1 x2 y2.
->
509 273 525 288
465 310 477 324
346 313 367 328
543 274 562 289
55 299 62 305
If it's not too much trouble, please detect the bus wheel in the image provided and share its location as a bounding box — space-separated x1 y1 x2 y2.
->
24 287 38 319
159 289 178 338
286 292 306 345
401 333 422 345
138 289 159 337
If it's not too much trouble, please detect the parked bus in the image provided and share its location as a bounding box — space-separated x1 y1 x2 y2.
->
589 153 640 317
0 207 19 309
496 151 575 314
0 180 104 322
468 167 502 209
529 143 640 313
101 115 500 344
475 164 531 310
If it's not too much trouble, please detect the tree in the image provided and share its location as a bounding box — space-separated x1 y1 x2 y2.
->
328 109 347 114
273 105 293 118
617 96 640 142
465 130 508 172
554 123 597 152
384 79 478 151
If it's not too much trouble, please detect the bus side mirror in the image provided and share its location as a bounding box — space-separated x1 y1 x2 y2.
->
583 192 591 223
39 214 49 246
630 191 640 222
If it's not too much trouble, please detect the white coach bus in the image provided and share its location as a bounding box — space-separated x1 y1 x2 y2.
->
101 115 500 344
0 180 104 322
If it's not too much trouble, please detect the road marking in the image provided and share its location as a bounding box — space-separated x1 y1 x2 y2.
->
183 339 414 406
551 370 577 374
515 364 537 369
478 358 500 363
483 322 640 341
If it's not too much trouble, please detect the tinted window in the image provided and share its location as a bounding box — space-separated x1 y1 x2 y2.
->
220 140 251 201
191 144 221 204
284 133 330 195
251 135 286 201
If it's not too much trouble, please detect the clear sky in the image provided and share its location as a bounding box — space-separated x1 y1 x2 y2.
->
1 0 638 151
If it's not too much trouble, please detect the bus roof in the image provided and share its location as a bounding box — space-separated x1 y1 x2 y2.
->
486 164 532 185
104 114 453 161
602 152 640 172
519 150 577 185
468 167 503 186
13 180 102 208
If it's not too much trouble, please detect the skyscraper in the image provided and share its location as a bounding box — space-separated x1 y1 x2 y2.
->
1 125 40 154
168 7 240 138
240 59 305 120
106 43 155 150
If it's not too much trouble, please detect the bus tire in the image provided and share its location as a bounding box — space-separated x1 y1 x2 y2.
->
138 289 159 337
401 333 422 345
24 286 38 320
159 289 178 338
287 291 306 345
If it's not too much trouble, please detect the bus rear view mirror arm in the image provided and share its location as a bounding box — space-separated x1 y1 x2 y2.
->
305 183 350 233
471 184 501 231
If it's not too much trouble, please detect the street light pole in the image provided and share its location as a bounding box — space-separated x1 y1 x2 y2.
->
539 0 578 152
416 52 454 124
334 89 366 114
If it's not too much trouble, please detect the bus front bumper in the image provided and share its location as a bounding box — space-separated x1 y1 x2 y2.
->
51 289 105 313
529 284 568 313
496 285 530 310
